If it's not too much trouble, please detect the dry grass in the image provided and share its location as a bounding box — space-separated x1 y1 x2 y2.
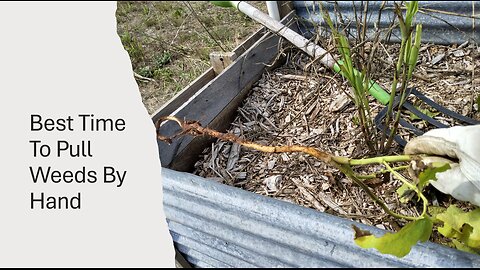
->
116 1 266 113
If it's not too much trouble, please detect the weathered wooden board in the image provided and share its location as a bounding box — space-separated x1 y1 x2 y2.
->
153 12 297 172
151 29 267 118
209 51 237 75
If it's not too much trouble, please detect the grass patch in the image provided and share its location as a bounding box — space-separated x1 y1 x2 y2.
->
116 1 265 113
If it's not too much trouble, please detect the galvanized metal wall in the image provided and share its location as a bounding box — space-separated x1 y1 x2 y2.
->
162 168 480 268
294 1 479 44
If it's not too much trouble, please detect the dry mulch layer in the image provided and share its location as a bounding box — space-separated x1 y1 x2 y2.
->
193 41 480 243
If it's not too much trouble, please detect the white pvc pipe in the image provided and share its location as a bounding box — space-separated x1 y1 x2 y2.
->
266 1 281 21
231 1 336 68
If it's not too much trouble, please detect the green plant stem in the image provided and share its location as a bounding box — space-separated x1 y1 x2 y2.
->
334 154 424 221
333 155 412 166
380 38 406 152
385 58 410 150
383 161 428 217
381 2 422 153
336 163 419 221
335 156 424 221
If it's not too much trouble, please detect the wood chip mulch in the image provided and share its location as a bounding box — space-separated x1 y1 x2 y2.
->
193 40 480 235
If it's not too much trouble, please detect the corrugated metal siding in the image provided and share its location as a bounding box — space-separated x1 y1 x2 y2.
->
162 168 480 268
294 1 479 44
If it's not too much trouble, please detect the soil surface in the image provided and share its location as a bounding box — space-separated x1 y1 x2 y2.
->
193 40 480 246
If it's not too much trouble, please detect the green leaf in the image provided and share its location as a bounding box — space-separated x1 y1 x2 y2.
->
395 4 407 38
353 217 433 257
396 162 449 202
155 51 172 67
320 5 336 33
405 1 419 29
417 162 450 191
354 71 364 95
452 239 479 254
437 205 464 238
404 34 413 64
408 24 422 79
428 206 447 223
338 36 353 71
396 183 411 200
333 62 342 73
437 205 480 249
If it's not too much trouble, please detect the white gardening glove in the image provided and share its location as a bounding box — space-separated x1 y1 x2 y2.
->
404 125 480 207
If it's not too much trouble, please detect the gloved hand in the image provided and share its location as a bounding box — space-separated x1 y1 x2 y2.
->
404 125 480 207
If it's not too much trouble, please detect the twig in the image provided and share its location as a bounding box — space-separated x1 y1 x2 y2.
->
169 11 189 48
134 72 156 82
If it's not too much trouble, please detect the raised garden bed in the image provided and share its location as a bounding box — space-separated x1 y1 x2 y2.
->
154 3 480 267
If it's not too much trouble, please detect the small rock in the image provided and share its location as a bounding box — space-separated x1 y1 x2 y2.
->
452 49 465 57
311 128 323 135
285 114 291 123
264 175 282 192
432 196 439 206
321 182 330 191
